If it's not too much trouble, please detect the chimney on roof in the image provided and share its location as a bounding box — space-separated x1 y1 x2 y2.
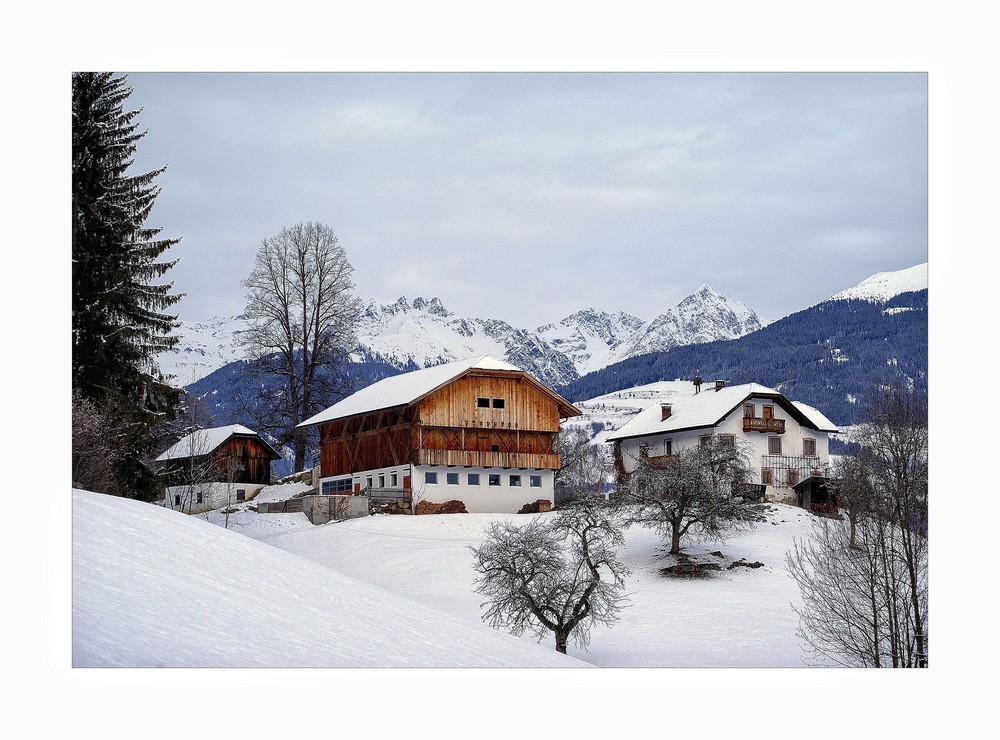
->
715 380 726 392
661 403 672 421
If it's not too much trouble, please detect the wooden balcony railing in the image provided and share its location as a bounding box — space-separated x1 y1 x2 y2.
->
416 448 560 470
743 417 785 434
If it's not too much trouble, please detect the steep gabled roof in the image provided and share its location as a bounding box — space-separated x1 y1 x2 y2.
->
298 355 581 428
791 401 840 433
154 424 282 462
605 382 838 441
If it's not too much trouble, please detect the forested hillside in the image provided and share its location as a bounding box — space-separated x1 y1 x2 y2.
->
556 290 928 427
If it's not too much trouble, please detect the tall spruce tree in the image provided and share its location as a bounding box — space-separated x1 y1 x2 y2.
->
72 72 183 499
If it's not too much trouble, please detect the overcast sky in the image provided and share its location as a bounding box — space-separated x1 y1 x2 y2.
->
124 72 927 328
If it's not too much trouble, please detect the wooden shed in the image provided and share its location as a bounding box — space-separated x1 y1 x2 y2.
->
153 424 282 487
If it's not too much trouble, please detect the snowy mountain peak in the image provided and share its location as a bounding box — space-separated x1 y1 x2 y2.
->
162 288 766 389
830 263 927 303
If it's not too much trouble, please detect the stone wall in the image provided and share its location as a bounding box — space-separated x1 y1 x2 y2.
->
302 494 370 525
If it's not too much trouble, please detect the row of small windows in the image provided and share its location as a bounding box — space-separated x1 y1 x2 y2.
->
322 478 354 494
743 403 775 419
477 397 506 409
172 488 246 506
425 471 542 488
691 434 816 456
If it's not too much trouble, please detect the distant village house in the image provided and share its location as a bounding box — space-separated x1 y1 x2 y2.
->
606 381 840 510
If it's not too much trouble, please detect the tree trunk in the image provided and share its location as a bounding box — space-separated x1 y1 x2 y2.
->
670 521 682 555
554 629 570 654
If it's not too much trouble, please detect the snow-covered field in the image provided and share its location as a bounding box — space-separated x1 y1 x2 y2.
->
57 481 972 736
75 485 820 668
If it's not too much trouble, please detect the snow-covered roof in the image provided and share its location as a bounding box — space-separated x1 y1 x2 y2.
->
605 382 836 441
791 401 840 433
155 424 280 462
299 355 578 428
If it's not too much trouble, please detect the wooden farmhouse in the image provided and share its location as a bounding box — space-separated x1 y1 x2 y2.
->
297 355 582 514
606 381 840 508
154 424 282 514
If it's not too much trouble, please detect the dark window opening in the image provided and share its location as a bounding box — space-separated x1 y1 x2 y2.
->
492 398 505 409
477 397 490 408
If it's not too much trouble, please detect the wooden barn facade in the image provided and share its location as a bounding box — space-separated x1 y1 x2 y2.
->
298 355 582 513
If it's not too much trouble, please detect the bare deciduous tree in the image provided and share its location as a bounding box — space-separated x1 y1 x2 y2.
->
616 437 760 555
788 384 927 667
470 498 630 654
555 426 611 505
240 222 362 472
72 388 120 494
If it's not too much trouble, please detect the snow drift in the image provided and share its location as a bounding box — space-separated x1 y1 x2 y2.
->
71 489 589 668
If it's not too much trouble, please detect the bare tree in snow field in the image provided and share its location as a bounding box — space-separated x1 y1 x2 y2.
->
470 498 630 654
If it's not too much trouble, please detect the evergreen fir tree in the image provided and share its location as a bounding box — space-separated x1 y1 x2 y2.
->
72 72 183 498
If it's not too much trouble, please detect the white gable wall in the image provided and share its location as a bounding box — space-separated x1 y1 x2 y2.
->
163 482 265 515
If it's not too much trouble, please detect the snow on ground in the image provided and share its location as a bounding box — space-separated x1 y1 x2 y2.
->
75 479 821 667
258 502 819 667
72 489 589 668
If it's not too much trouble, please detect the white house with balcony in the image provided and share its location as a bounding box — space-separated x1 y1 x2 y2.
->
606 381 840 505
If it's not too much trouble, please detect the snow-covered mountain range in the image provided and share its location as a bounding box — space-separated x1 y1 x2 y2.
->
158 264 926 389
159 285 769 388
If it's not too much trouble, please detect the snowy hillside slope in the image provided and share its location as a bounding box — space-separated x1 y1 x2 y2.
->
830 263 927 303
71 489 590 668
561 379 702 445
207 490 820 667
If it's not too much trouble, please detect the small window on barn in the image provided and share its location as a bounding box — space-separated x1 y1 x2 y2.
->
664 440 673 456
236 489 246 502
492 398 505 409
196 491 203 504
530 475 542 488
447 472 459 485
425 471 438 485
744 403 756 418
468 473 480 486
477 397 490 408
761 468 773 485
699 435 712 447
509 475 522 487
491 444 500 452
489 474 501 486
719 434 735 447
769 436 782 454
391 472 398 487
174 494 181 506
379 474 385 488
803 438 817 457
